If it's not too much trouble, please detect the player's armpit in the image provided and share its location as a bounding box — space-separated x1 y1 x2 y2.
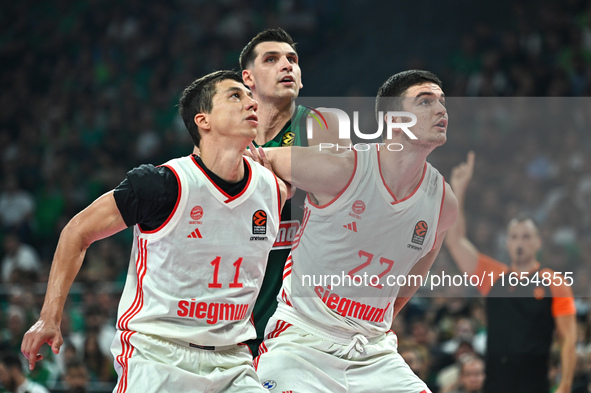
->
394 234 446 319
438 183 458 232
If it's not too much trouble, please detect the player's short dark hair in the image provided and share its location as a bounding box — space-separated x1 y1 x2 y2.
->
239 28 297 70
508 212 540 234
375 70 442 117
1 353 24 372
179 70 244 148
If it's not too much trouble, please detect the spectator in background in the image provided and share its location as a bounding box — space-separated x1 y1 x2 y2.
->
0 352 49 393
448 355 485 393
440 316 486 356
1 232 42 284
63 360 90 393
0 306 28 354
399 343 432 390
437 340 478 393
0 176 35 241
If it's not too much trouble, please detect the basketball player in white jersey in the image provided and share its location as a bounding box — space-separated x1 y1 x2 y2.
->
251 70 458 392
21 70 289 393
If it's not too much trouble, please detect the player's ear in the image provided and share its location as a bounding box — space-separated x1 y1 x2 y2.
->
195 113 210 131
242 69 254 89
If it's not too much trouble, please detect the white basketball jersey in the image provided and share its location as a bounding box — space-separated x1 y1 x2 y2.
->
278 145 445 337
116 155 280 346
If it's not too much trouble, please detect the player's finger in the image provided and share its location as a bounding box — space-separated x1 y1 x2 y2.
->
48 336 62 355
29 353 43 370
22 342 42 370
248 142 259 161
466 150 475 170
257 147 270 165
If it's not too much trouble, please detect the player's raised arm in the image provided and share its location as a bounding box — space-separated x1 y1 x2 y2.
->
21 191 127 370
444 151 480 275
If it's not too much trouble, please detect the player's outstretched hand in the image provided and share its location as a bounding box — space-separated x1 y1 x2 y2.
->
21 318 63 370
248 142 272 171
450 151 475 198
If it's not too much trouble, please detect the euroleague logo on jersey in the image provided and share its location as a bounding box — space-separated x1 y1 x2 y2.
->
252 210 267 235
411 220 428 245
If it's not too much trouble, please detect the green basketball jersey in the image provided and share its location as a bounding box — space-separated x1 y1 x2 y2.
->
248 105 309 353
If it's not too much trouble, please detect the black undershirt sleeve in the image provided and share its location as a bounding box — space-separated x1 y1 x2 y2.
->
113 164 179 231
113 156 250 231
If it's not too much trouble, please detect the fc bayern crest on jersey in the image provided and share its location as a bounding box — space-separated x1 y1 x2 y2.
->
352 200 366 214
349 199 366 219
252 210 267 234
262 380 277 390
411 220 428 245
189 205 203 224
190 205 203 220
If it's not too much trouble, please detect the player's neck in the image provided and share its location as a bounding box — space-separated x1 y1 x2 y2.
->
378 147 428 200
253 97 293 145
511 259 540 273
198 144 246 183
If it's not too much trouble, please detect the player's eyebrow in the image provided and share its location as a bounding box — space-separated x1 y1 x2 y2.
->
262 50 298 58
415 91 445 99
225 86 252 98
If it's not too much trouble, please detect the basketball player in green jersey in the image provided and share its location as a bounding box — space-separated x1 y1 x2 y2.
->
239 28 342 355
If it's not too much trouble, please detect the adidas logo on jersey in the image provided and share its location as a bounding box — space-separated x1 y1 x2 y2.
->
343 222 357 232
187 228 202 238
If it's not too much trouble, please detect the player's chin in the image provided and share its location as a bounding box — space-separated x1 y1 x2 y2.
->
437 135 447 145
427 134 447 147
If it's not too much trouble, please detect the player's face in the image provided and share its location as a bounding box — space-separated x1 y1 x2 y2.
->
243 41 303 100
396 82 447 147
206 79 259 141
506 219 541 264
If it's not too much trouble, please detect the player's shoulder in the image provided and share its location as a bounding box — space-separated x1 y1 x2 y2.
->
126 163 178 199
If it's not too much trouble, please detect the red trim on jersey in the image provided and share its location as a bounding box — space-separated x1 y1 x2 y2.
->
266 320 292 339
191 155 252 203
272 172 282 220
117 238 148 330
281 288 293 307
115 330 136 393
430 176 446 252
376 148 427 204
306 150 358 209
254 341 268 370
238 342 253 357
283 256 293 279
138 164 182 234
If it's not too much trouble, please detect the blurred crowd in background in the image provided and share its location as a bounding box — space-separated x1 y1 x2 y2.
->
1 0 591 392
